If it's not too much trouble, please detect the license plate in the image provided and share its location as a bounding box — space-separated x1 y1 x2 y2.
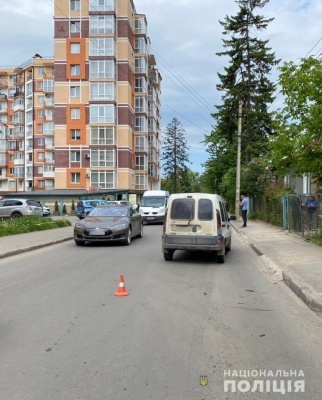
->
147 217 155 220
89 229 105 236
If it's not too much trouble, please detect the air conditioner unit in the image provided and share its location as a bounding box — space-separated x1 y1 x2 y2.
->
84 153 90 159
86 173 90 178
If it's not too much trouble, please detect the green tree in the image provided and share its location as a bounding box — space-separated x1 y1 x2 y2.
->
162 118 191 193
271 56 322 181
204 0 278 193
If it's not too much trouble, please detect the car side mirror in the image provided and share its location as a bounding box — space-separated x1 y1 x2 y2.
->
229 215 236 221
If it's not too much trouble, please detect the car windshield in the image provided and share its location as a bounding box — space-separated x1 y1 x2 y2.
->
141 197 165 207
89 206 129 217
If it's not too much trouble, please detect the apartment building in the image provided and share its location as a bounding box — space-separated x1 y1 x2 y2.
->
0 57 55 193
0 0 161 196
53 0 161 194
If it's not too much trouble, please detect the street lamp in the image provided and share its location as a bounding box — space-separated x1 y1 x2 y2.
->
235 100 243 221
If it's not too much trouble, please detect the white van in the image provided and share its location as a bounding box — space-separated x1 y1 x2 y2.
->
162 193 236 263
140 190 170 224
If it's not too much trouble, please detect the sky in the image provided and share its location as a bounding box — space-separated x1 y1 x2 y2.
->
1 0 322 174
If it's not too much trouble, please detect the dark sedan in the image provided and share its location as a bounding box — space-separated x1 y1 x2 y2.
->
73 204 143 246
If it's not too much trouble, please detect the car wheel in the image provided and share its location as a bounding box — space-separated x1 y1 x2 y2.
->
137 223 143 238
11 212 22 218
164 251 173 261
74 239 85 246
123 227 132 245
217 254 225 264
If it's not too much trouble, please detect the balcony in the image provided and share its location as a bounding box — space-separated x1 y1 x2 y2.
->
0 93 7 100
43 169 55 178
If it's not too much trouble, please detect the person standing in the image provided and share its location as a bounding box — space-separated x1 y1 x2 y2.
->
240 194 248 228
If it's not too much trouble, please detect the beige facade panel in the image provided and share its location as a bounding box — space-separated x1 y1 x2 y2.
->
55 41 67 61
55 0 89 17
117 126 133 148
55 126 68 146
117 0 135 19
117 41 134 66
117 83 132 105
54 170 67 189
118 169 135 190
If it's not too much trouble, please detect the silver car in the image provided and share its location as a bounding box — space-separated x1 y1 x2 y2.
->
0 198 43 218
74 204 143 246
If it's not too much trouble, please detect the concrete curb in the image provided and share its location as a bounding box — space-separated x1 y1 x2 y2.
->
0 237 73 260
232 223 322 315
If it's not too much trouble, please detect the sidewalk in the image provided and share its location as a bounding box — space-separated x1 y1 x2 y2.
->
231 220 322 315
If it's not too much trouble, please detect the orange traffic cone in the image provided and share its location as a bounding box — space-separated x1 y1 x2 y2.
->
114 275 129 296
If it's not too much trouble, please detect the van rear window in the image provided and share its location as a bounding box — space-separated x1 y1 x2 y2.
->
198 199 213 220
171 199 195 220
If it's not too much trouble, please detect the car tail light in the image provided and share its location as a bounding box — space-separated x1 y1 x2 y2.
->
216 210 222 229
163 210 167 233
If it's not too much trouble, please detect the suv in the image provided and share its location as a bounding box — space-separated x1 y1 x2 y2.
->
0 198 43 218
76 199 110 219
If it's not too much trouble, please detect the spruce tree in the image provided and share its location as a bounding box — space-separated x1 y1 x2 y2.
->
204 0 279 192
162 118 191 193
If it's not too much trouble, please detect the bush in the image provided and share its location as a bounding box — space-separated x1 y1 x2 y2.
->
62 204 67 214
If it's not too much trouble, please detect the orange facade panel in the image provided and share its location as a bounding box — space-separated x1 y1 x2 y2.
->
66 39 86 80
66 168 86 189
66 104 87 145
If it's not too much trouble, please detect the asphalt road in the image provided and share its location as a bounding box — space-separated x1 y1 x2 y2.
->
0 225 321 400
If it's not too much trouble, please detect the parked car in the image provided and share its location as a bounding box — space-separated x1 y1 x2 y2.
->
162 193 236 263
0 198 43 219
76 199 110 219
42 205 51 216
74 204 143 246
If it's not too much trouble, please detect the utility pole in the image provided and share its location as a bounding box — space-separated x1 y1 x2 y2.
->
235 100 243 220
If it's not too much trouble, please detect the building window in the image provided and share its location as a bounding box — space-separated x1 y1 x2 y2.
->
38 166 44 174
38 138 45 146
38 95 45 104
38 110 45 117
90 60 115 79
71 21 81 33
91 149 114 167
135 135 147 152
37 81 43 90
71 129 81 140
135 155 146 170
89 38 114 57
135 97 146 113
89 0 115 12
38 67 45 75
91 126 114 145
71 150 81 162
135 174 147 190
90 82 114 101
135 57 147 74
70 86 80 97
135 37 146 53
71 172 80 183
90 105 114 123
38 152 45 160
91 171 115 189
71 43 80 54
90 15 115 34
135 77 146 93
71 108 80 119
71 64 80 76
38 124 43 132
135 116 146 132
38 180 45 188
70 0 80 11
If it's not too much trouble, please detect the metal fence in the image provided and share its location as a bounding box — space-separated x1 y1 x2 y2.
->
250 194 321 236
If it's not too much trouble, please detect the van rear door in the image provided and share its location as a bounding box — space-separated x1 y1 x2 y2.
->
169 197 197 245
